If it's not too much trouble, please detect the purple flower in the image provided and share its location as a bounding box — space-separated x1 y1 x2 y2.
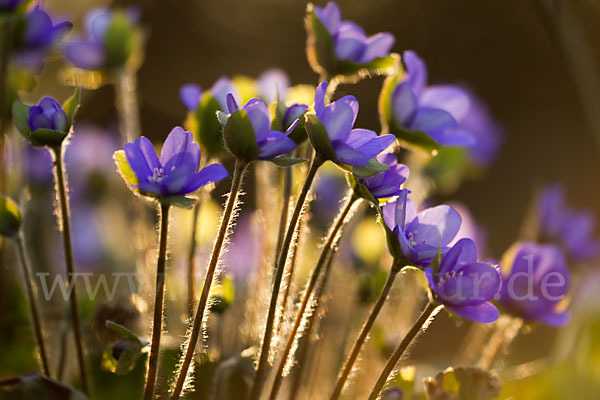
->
122 127 228 198
179 84 203 111
458 93 502 166
314 2 394 64
0 0 24 13
390 51 476 147
283 104 308 130
382 189 462 266
64 7 139 70
359 152 409 199
28 97 68 133
12 6 72 70
225 94 297 160
537 184 600 262
425 238 501 323
257 68 289 104
497 242 570 326
309 81 395 166
211 77 240 111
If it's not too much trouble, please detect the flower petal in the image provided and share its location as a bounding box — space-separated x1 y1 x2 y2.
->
321 101 354 142
391 81 417 126
136 136 160 172
124 139 152 182
182 163 229 193
314 1 341 36
420 85 471 122
360 32 395 63
538 310 570 327
160 127 200 172
438 262 501 306
258 132 296 159
439 238 478 275
403 50 427 95
180 84 202 111
243 98 271 141
356 133 395 159
410 107 457 135
63 41 106 70
332 142 370 166
411 205 462 247
446 302 499 323
315 81 328 118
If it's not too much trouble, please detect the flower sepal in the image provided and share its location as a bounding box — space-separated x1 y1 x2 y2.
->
104 320 149 376
347 173 378 206
304 112 336 161
222 108 259 163
0 196 21 238
269 157 307 168
188 93 227 158
158 195 196 210
349 157 389 178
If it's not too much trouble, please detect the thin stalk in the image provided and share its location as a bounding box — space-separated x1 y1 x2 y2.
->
0 16 13 193
249 155 324 400
330 261 403 400
52 146 89 395
287 246 336 400
479 316 523 370
14 234 51 377
268 192 359 400
368 301 442 400
170 159 247 400
143 203 171 400
115 67 141 142
56 325 68 381
275 163 293 261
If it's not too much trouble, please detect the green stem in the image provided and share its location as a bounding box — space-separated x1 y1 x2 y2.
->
368 301 442 400
14 234 51 377
330 261 402 400
52 146 89 395
143 203 170 400
268 191 359 400
249 155 324 400
275 163 293 261
115 67 141 142
170 159 247 400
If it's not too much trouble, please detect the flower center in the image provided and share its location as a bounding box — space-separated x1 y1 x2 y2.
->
148 167 165 183
436 270 464 287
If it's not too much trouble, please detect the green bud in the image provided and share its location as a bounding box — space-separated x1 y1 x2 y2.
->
223 109 259 162
187 93 226 158
304 113 336 161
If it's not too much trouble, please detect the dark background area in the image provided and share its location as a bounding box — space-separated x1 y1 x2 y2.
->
52 0 600 258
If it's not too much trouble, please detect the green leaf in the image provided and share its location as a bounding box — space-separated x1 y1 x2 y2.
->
0 196 21 238
305 113 335 160
0 372 89 400
159 195 197 209
223 109 259 162
113 150 138 186
347 174 379 206
11 100 31 140
269 157 307 167
305 4 335 77
30 129 68 147
351 157 390 178
424 367 501 400
62 86 81 129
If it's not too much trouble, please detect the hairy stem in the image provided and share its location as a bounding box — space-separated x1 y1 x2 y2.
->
115 67 141 142
52 147 89 395
170 159 247 400
479 316 523 370
288 248 336 400
368 301 442 400
249 155 323 400
15 235 51 377
330 261 402 400
143 203 170 400
268 191 359 400
186 201 201 318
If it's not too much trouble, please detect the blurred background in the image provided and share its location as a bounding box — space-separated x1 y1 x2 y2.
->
2 0 600 399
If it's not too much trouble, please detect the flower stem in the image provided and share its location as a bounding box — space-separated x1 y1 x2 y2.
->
287 247 336 400
186 200 201 318
249 155 324 400
275 162 293 261
143 203 171 400
268 191 359 400
14 234 51 377
330 260 403 400
52 147 89 395
115 67 141 142
170 159 247 400
479 316 523 370
368 301 443 400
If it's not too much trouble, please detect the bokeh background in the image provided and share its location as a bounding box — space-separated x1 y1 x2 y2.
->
3 0 600 399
